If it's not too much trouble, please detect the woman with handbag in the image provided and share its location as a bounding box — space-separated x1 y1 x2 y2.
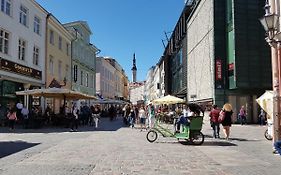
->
7 107 17 131
220 103 233 140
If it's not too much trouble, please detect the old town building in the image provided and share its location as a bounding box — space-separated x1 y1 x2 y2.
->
0 0 48 108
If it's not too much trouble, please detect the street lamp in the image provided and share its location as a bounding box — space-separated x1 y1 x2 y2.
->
259 3 281 145
260 13 279 40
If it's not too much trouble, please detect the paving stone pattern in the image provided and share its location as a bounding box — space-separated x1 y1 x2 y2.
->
0 116 280 175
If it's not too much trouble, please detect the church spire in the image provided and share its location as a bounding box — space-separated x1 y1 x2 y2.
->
131 53 137 82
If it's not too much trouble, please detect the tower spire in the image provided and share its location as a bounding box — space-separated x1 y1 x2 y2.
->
131 53 137 82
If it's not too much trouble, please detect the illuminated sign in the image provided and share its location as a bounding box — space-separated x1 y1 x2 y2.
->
0 58 42 80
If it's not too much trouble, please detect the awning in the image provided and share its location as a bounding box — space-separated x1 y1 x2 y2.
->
16 88 97 100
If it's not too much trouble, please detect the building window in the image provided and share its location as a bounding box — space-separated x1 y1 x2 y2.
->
49 55 54 75
90 74 93 88
66 43 70 56
49 30 54 45
65 65 69 82
85 73 89 87
58 36 62 50
34 16 41 35
18 38 26 60
0 29 9 54
1 0 11 16
19 5 28 26
80 70 83 85
33 46 39 65
58 60 62 80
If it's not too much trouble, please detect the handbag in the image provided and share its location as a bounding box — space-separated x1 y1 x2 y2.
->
218 111 225 123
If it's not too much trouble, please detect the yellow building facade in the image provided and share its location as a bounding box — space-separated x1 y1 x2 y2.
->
45 14 73 113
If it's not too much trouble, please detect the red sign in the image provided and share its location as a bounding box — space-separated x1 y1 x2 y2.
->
228 63 234 70
216 60 222 80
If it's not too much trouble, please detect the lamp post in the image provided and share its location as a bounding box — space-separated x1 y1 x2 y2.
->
259 1 281 144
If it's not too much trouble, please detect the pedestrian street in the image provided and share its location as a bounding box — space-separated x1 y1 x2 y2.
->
0 116 280 175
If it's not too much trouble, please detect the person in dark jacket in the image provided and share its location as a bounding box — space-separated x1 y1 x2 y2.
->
209 104 220 138
129 109 135 128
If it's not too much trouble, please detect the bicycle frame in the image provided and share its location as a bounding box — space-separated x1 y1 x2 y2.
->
152 119 175 137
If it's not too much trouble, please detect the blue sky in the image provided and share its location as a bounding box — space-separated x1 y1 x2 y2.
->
36 0 185 81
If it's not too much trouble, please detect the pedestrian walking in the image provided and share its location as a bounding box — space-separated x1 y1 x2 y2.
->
147 103 155 128
70 103 79 132
91 105 101 128
258 109 266 125
108 105 116 121
21 106 29 129
238 105 247 125
209 104 220 138
133 105 139 124
7 107 17 131
139 105 147 131
273 140 281 155
220 103 233 140
129 109 135 128
123 104 130 125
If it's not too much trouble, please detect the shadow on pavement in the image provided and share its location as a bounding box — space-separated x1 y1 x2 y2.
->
201 141 237 146
0 117 125 134
0 141 40 158
229 137 262 142
204 134 261 142
154 140 179 144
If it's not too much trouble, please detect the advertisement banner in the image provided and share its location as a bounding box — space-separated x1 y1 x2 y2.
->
215 59 224 89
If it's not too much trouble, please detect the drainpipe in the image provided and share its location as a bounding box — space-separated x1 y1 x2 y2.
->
43 13 51 113
70 27 78 91
45 13 51 88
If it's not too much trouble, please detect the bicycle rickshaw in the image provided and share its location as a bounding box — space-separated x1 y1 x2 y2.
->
146 97 205 145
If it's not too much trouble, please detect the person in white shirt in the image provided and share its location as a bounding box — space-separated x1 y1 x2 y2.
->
139 105 147 131
70 103 79 132
21 106 29 129
147 103 155 128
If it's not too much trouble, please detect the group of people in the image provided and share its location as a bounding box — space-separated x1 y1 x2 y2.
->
0 101 33 131
69 103 101 132
209 103 233 140
122 103 156 131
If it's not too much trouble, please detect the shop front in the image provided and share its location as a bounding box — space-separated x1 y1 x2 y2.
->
0 57 43 110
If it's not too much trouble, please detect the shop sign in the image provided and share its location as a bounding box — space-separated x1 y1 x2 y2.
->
216 60 222 80
215 59 224 89
0 58 42 80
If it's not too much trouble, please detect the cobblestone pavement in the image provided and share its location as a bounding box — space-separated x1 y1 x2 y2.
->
0 117 280 175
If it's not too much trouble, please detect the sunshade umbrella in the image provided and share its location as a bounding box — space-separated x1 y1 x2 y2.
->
256 91 273 119
16 88 97 100
152 95 185 105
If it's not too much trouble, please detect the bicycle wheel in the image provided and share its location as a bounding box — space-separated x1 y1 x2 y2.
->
146 130 158 143
264 129 273 140
190 131 204 145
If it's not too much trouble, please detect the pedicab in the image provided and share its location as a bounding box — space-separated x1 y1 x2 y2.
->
146 96 205 145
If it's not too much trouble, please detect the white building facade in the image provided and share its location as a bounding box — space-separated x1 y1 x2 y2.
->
129 82 145 105
0 0 47 107
96 57 116 99
144 66 155 103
